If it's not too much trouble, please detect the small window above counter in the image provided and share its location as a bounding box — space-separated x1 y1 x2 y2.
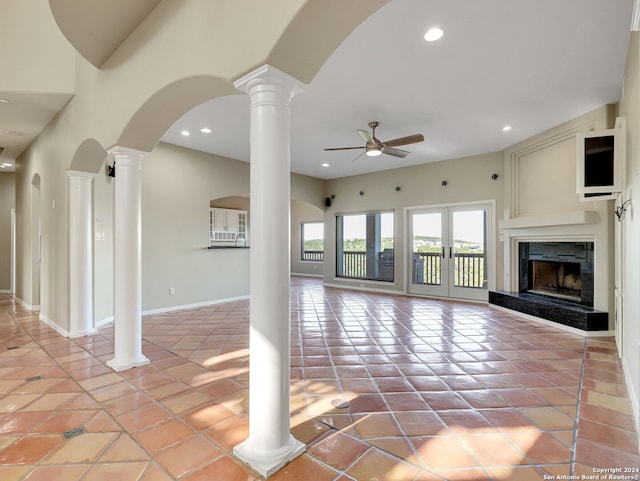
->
209 208 248 247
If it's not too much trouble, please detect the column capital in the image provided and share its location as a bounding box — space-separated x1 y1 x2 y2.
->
107 146 148 161
234 64 306 97
66 170 97 181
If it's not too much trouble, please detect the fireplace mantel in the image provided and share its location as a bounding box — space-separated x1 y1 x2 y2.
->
499 210 598 230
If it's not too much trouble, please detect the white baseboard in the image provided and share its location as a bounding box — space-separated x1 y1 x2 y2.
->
67 328 98 339
38 312 69 337
96 316 114 328
490 305 615 338
291 273 323 278
142 295 250 316
14 296 39 311
0 289 12 294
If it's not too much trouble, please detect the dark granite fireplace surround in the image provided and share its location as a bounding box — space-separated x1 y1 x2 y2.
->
490 241 609 331
519 241 594 306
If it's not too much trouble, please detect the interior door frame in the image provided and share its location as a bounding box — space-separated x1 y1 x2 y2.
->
405 200 496 301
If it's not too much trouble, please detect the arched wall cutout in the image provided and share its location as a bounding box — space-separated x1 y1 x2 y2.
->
69 138 108 174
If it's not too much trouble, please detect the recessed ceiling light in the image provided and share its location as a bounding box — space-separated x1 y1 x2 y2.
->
200 127 212 134
502 125 512 132
0 98 9 104
322 163 330 167
181 130 190 136
424 27 444 42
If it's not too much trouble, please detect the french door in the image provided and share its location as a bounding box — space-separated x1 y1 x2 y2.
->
408 204 490 301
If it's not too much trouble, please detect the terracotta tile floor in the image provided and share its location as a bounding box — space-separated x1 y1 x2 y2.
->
1 277 639 480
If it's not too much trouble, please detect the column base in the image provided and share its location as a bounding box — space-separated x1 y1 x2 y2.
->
67 328 97 339
233 435 305 478
106 355 150 372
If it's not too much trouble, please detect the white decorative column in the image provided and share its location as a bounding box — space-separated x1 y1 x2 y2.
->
106 147 150 372
233 65 305 477
67 170 97 338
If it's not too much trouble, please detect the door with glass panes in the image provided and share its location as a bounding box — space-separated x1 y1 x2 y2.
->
408 205 489 301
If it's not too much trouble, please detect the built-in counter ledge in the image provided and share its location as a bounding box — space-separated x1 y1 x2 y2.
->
207 246 250 249
499 210 598 230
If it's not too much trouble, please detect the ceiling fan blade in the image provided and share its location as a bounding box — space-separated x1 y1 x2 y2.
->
358 130 373 144
382 147 409 158
383 134 424 147
351 151 367 163
324 146 365 151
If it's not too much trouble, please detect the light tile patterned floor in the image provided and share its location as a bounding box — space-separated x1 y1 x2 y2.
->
0 277 638 480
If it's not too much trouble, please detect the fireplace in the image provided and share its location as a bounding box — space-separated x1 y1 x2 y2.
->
518 241 594 307
489 240 607 331
529 260 582 300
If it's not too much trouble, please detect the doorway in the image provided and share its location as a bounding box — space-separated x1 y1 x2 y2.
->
407 203 491 301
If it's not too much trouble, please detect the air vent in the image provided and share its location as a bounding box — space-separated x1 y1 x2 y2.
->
0 147 5 155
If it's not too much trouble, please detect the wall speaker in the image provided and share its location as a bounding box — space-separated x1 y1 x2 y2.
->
325 197 331 207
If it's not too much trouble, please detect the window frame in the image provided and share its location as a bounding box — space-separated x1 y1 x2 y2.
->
300 221 324 262
335 210 395 282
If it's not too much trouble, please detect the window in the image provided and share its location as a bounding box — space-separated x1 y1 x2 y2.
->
301 222 324 261
336 212 394 281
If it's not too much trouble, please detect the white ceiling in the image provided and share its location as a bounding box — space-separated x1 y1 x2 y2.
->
0 91 72 172
161 0 635 180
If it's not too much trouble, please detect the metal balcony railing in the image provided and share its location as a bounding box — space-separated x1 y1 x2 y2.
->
302 250 324 261
412 251 485 288
338 250 484 288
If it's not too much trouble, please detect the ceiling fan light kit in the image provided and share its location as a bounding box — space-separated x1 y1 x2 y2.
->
325 121 424 160
366 148 382 157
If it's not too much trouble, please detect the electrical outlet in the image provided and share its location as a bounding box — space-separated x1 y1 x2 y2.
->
169 288 175 295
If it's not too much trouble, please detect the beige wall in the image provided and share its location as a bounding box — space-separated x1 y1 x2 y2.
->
93 169 114 325
141 143 251 312
324 151 504 292
139 142 327 313
0 0 74 93
15 111 70 326
0 174 16 292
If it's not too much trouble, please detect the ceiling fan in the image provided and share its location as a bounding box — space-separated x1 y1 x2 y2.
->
324 121 424 159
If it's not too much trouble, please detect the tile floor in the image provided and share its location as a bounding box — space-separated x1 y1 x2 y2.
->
0 277 639 481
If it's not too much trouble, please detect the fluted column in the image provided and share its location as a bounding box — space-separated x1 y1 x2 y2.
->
106 147 150 372
67 170 97 338
232 65 305 478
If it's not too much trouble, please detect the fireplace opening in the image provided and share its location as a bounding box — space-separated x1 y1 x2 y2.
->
528 260 582 301
518 241 594 307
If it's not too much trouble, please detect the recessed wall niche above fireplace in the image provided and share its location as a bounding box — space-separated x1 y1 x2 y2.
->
519 241 594 307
